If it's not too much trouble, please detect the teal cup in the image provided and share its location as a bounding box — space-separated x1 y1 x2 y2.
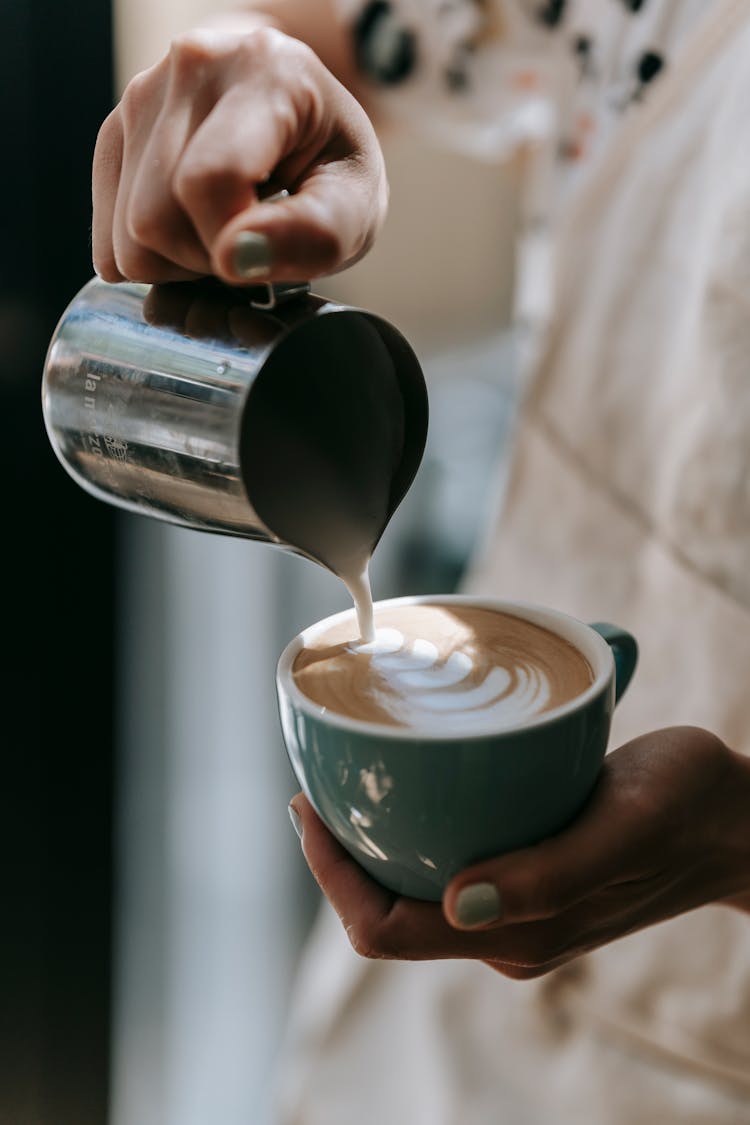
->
276 595 638 902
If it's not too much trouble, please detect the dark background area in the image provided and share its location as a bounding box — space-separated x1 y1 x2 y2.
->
1 1 117 1122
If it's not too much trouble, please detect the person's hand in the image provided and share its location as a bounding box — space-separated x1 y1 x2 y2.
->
92 25 387 285
289 726 750 978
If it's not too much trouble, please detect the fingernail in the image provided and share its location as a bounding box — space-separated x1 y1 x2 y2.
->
453 882 502 928
233 231 272 278
288 802 303 840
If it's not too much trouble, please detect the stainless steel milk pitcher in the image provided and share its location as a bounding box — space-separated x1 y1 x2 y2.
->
41 276 428 572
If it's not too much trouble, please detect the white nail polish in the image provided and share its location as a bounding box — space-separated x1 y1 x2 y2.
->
233 231 272 278
454 882 501 928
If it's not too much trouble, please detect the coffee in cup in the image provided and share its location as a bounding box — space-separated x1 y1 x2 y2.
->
277 595 638 900
292 603 594 733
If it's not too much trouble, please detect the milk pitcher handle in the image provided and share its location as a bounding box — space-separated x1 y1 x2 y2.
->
246 281 311 309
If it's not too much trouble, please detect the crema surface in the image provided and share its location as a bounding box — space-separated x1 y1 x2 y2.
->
292 605 594 732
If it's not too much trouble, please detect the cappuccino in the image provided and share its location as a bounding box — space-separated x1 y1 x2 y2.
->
292 603 594 733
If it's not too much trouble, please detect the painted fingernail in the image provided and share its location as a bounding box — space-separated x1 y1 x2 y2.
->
233 231 272 278
288 802 303 840
454 882 502 928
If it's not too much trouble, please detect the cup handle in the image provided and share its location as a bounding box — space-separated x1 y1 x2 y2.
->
589 623 638 704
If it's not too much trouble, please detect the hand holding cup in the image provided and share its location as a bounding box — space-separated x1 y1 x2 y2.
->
289 725 750 976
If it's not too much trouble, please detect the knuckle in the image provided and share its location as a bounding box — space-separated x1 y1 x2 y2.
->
120 69 151 109
119 69 157 130
111 244 154 282
167 25 306 81
238 25 312 68
169 29 220 72
279 34 319 75
173 158 243 210
172 162 201 209
92 255 122 284
345 920 392 961
125 202 163 249
522 869 567 919
237 24 277 60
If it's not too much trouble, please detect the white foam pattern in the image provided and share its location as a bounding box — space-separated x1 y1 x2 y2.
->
351 627 552 731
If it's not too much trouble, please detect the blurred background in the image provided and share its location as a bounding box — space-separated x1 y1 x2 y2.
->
1 2 533 1122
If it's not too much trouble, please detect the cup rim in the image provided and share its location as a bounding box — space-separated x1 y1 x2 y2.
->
276 594 615 741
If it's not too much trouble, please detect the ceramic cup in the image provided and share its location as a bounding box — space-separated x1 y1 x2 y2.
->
276 595 638 901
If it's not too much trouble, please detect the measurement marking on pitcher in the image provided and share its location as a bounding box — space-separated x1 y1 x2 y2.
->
83 370 103 458
82 370 129 463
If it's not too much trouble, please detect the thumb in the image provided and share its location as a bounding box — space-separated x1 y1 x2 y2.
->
212 166 388 284
442 771 641 930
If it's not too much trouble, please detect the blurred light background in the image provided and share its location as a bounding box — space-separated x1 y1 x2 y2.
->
1 2 534 1122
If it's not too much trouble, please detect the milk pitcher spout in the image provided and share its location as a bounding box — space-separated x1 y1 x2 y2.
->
41 277 428 573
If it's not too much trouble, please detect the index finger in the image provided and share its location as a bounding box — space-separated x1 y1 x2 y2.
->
92 110 125 282
290 794 518 962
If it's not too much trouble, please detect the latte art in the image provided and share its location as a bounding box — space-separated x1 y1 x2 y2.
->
292 605 594 732
351 627 554 727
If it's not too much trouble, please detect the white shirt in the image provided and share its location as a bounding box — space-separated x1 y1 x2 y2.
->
275 4 750 1121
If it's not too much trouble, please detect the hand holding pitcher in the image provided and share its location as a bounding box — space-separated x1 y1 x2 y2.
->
92 12 386 285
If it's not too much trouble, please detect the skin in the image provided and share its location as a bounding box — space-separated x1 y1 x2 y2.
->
92 1 386 285
290 728 750 975
93 4 750 969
